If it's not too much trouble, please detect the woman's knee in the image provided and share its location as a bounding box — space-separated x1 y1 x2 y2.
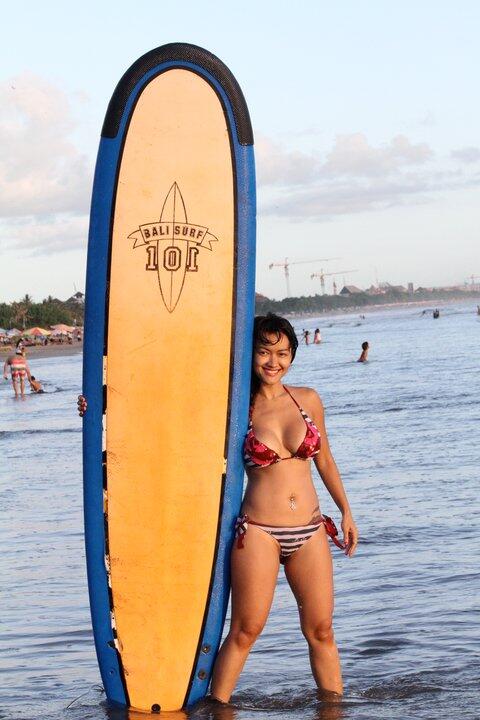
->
302 618 335 646
229 620 265 650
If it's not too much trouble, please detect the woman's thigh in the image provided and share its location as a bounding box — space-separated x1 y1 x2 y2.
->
283 525 334 628
230 526 280 630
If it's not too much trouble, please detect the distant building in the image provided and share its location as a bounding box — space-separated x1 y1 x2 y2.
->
389 285 407 293
339 285 363 295
408 283 414 295
67 291 85 305
365 284 385 296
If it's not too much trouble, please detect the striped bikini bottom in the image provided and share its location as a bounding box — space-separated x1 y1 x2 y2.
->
234 514 323 564
11 368 27 380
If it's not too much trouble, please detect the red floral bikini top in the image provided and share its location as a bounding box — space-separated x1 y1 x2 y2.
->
244 386 321 468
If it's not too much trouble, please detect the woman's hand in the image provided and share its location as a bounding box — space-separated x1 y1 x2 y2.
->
341 512 359 557
78 395 87 417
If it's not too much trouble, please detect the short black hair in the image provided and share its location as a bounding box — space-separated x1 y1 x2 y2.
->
253 313 298 361
362 341 369 350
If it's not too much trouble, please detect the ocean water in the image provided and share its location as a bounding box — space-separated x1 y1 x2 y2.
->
1 301 479 720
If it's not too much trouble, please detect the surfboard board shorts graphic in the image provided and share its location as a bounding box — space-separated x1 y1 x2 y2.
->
83 43 256 712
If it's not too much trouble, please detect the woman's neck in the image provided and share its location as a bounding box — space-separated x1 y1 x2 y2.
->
256 382 286 401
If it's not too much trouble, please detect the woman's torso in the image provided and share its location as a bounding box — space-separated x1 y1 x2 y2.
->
242 385 321 525
10 354 27 371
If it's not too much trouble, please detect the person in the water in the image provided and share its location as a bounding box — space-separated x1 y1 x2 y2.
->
357 341 369 362
3 339 31 398
76 314 359 702
29 376 44 393
209 313 358 702
313 328 321 344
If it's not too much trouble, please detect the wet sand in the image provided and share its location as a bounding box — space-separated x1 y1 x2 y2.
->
0 342 83 360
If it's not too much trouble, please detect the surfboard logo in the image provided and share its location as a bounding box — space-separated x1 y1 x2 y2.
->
128 182 218 313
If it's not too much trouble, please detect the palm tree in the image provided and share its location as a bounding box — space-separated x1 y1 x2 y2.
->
11 301 29 330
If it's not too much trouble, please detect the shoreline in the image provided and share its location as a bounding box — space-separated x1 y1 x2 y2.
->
1 299 476 360
0 343 83 360
287 297 477 321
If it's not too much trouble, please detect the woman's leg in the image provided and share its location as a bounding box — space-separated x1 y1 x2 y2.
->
11 377 19 397
284 525 343 695
210 526 280 702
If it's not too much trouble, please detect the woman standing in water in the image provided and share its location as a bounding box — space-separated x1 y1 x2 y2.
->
3 339 31 398
211 313 358 702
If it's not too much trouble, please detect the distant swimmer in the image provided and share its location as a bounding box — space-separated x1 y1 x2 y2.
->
2 339 31 398
30 376 44 393
477 305 480 316
313 328 321 344
302 329 311 345
357 341 369 363
433 309 440 319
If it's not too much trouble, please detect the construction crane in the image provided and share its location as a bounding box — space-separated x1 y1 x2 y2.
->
269 257 339 297
467 274 480 289
311 269 358 295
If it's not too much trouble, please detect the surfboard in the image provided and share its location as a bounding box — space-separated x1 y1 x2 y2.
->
83 43 255 712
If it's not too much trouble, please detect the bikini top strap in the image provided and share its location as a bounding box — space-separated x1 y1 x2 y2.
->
283 385 301 409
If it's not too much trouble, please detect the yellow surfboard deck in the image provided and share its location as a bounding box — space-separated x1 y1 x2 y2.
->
106 69 233 710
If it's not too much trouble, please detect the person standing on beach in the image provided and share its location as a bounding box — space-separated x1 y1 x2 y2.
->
357 341 369 363
3 340 31 398
313 328 322 344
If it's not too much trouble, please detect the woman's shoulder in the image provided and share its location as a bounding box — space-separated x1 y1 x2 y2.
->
285 385 322 403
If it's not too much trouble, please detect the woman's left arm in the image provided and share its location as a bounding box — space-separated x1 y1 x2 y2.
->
308 389 359 556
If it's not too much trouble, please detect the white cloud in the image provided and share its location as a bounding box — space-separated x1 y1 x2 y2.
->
257 131 479 220
256 135 319 187
450 146 480 163
322 133 433 177
257 132 433 189
0 73 91 254
1 215 88 255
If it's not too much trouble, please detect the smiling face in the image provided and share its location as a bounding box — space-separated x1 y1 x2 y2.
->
253 332 293 387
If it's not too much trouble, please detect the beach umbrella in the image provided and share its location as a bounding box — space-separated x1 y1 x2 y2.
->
0 328 6 336
50 323 75 334
25 327 51 336
6 328 21 337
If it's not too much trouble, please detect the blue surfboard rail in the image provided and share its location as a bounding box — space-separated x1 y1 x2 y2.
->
83 43 255 709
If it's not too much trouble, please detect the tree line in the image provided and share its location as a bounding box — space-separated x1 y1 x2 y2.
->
0 295 84 330
255 288 480 315
2 287 478 330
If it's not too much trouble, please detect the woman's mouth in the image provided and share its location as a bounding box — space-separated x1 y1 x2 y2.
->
263 368 280 377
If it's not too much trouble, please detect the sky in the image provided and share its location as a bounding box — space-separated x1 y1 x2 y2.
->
1 0 479 302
